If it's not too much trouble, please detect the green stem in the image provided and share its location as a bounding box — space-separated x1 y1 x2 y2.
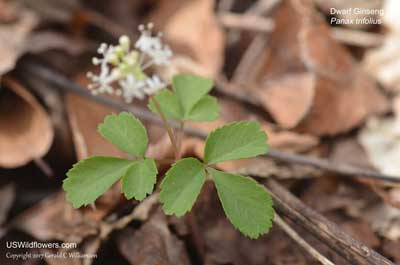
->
150 96 179 158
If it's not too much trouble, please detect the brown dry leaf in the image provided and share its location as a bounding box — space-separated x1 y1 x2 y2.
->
0 79 54 168
264 124 319 153
301 177 374 217
382 240 400 263
255 72 315 129
0 2 38 76
150 0 225 78
13 192 98 243
252 0 388 135
331 138 373 169
341 220 380 248
117 209 191 265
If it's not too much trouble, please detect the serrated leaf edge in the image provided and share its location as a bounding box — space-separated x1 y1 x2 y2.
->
208 168 274 239
204 121 269 165
159 158 206 217
121 158 158 201
98 112 148 157
63 156 134 208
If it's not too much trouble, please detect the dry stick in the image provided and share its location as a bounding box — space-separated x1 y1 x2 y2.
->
227 0 278 83
247 0 281 14
274 214 334 265
231 35 269 84
217 0 235 12
22 61 397 264
331 28 383 47
266 179 394 265
218 12 274 33
20 61 400 184
82 9 134 39
33 158 54 179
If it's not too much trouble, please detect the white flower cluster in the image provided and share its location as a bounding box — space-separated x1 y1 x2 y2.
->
87 23 172 103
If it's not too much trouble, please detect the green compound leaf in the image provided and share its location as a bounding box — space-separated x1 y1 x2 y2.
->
63 156 134 208
148 90 184 120
160 158 206 217
187 95 219 122
122 158 157 201
173 74 213 117
98 112 148 157
204 121 268 165
208 168 274 239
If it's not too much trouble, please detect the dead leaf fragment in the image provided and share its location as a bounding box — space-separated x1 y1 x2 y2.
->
13 192 97 243
0 79 54 168
0 2 38 76
254 0 388 135
117 210 191 265
256 73 315 128
151 0 225 78
358 115 400 177
365 204 400 241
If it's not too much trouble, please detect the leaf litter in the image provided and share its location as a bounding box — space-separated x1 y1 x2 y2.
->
2 0 400 264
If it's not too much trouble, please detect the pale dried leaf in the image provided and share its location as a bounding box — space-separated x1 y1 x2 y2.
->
0 3 38 76
256 73 315 128
150 0 225 78
0 80 54 168
365 204 400 241
358 115 400 177
363 0 400 92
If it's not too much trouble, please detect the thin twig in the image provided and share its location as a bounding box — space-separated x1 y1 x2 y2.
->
331 28 383 47
82 9 134 39
266 179 395 265
218 12 274 33
246 0 281 15
33 158 54 179
274 214 334 265
19 60 400 183
217 0 235 12
231 36 268 83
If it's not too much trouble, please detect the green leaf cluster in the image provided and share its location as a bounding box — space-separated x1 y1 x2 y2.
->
63 112 157 208
160 120 273 238
148 74 219 121
63 74 274 239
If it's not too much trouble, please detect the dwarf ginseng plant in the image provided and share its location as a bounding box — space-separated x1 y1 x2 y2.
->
63 25 274 239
